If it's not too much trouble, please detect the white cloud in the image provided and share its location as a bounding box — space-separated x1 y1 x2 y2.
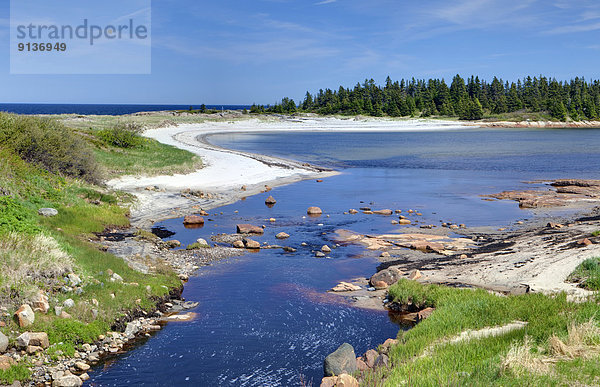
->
315 0 337 5
545 22 600 34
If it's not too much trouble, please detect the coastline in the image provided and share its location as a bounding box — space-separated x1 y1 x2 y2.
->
107 117 473 227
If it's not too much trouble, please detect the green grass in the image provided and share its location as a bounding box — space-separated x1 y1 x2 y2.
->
94 138 202 177
366 280 600 386
0 115 181 383
0 363 31 385
568 257 600 291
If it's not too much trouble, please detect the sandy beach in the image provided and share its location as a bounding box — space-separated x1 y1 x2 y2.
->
108 117 471 226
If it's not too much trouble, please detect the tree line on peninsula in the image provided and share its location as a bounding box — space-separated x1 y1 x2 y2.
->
251 75 600 121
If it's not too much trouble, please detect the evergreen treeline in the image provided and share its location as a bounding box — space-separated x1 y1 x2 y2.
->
252 75 600 121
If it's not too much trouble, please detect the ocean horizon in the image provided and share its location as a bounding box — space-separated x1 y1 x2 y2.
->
0 103 252 116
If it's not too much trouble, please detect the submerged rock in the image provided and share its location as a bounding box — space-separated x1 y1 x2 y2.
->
265 196 277 205
324 343 357 377
307 207 323 216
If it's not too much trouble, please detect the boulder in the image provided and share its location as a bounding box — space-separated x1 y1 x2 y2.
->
243 239 261 249
398 219 411 225
0 331 7 353
52 375 83 387
380 338 399 353
165 240 181 248
364 349 378 368
75 361 90 371
578 238 593 246
14 304 35 327
323 343 357 377
380 251 391 258
321 245 332 253
370 268 401 289
31 290 50 314
320 374 359 387
236 224 264 235
63 299 75 308
232 240 245 248
408 269 422 281
417 307 435 321
196 238 209 247
38 208 58 217
373 209 393 215
315 252 326 258
307 207 323 216
348 209 358 214
283 247 297 253
356 358 369 371
265 196 277 205
0 355 14 371
275 232 290 239
198 210 209 216
28 332 49 348
331 282 361 292
183 215 205 225
16 332 30 349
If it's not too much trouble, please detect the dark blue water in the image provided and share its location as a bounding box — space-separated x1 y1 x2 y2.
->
0 104 250 116
87 128 600 386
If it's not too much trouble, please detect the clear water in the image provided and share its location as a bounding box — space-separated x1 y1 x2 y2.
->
87 128 600 386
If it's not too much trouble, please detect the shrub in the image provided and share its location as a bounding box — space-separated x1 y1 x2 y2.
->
0 113 100 183
0 196 41 234
96 122 145 149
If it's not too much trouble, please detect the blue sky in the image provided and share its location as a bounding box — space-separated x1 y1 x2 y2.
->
1 0 599 104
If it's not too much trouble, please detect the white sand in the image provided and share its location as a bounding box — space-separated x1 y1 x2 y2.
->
107 117 472 225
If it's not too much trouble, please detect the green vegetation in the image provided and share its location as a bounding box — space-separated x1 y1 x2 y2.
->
568 257 600 291
0 114 183 384
263 75 600 121
363 280 600 386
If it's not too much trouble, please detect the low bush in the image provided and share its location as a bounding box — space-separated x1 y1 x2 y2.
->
96 122 145 149
0 113 100 183
0 196 41 234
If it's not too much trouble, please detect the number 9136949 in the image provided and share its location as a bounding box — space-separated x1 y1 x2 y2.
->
18 42 67 52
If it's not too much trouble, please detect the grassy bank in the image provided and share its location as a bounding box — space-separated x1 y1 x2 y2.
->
363 279 600 386
0 113 185 384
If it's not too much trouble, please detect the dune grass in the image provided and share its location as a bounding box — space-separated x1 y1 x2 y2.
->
364 280 600 386
568 257 600 291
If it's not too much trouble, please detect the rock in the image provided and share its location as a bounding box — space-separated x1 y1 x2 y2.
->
75 361 90 371
364 349 378 368
265 196 277 205
372 280 388 290
307 207 323 216
52 375 83 387
321 245 332 253
60 311 72 319
165 240 181 248
276 232 290 239
14 304 35 327
236 224 264 235
16 333 30 349
363 210 374 214
417 307 435 321
460 254 468 259
348 209 358 214
324 343 357 377
0 355 15 371
63 299 75 308
374 353 389 368
79 373 90 381
380 338 399 353
232 240 245 248
38 208 58 217
331 282 361 292
0 331 7 353
380 251 390 257
283 247 297 253
31 290 50 314
547 222 564 229
195 238 209 247
269 218 276 222
398 219 411 225
67 273 82 287
578 238 593 246
391 220 399 225
320 374 359 387
370 268 402 289
356 358 369 371
28 332 49 348
373 209 393 215
110 273 123 282
183 215 205 225
408 269 422 281
27 345 42 354
315 251 326 258
243 239 261 249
